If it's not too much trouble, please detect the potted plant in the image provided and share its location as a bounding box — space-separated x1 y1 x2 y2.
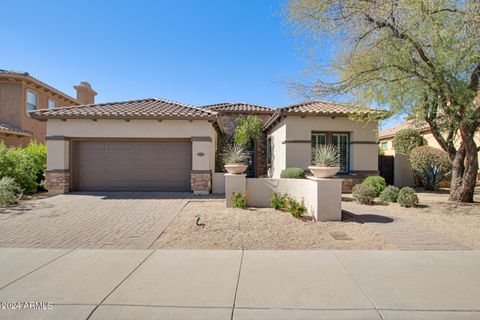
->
308 144 341 178
223 144 249 174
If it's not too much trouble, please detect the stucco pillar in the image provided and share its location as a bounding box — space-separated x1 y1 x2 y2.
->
225 174 246 207
191 138 213 194
45 138 70 196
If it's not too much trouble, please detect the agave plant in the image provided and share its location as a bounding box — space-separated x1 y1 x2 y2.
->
222 143 249 165
312 144 340 167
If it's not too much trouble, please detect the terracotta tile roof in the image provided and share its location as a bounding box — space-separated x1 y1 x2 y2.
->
0 70 78 104
202 102 273 113
0 122 32 137
263 101 388 130
378 120 430 139
30 98 219 121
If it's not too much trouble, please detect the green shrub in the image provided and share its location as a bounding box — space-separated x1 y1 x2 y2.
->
379 185 400 203
232 191 248 208
233 115 263 147
271 192 287 210
409 146 451 191
0 177 23 205
280 167 306 179
393 128 423 155
0 142 47 193
352 184 376 205
362 176 387 196
285 196 306 218
397 187 419 207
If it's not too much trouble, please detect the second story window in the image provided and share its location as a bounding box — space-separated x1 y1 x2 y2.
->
26 91 37 113
48 99 57 109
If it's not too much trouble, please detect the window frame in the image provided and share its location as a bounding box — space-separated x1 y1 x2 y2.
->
48 98 57 109
311 131 350 174
380 141 388 150
26 90 38 113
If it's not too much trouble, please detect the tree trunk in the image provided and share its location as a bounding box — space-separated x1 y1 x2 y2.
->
449 130 478 202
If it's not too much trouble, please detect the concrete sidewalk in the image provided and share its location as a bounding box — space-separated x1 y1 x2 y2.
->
0 249 479 319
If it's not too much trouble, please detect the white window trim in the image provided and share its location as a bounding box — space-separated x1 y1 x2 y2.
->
48 98 57 109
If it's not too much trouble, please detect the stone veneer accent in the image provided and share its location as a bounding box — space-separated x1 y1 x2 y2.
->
45 170 70 195
191 172 212 194
218 113 272 177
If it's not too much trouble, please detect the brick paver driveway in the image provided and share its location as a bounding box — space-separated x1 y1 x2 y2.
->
0 192 217 249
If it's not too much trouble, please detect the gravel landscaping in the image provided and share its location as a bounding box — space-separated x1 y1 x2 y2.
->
154 201 392 250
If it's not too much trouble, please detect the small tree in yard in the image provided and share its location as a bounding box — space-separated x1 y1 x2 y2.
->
286 0 480 202
393 129 423 155
233 115 263 147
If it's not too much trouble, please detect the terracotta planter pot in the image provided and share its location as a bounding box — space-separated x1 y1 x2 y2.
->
308 166 340 178
225 164 248 174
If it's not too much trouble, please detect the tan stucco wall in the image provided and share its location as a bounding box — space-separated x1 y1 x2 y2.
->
47 140 70 170
269 116 378 177
46 119 216 172
268 120 286 178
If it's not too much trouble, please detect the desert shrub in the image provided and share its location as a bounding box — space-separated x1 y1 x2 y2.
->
233 115 263 147
232 191 248 208
0 142 46 193
222 144 249 165
393 128 423 155
311 144 340 167
280 167 306 179
379 185 400 203
397 187 419 207
0 177 23 205
362 176 387 196
409 146 451 191
285 196 306 218
271 192 287 210
352 184 376 205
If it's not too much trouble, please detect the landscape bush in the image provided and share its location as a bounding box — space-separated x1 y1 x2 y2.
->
393 128 423 154
362 176 387 196
270 192 306 218
280 167 306 179
379 185 400 203
0 177 23 205
409 146 451 191
271 192 288 210
397 187 419 207
232 191 248 208
285 196 306 218
0 142 46 193
352 184 376 205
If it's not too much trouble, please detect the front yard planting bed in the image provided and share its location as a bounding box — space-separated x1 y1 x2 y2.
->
154 201 392 250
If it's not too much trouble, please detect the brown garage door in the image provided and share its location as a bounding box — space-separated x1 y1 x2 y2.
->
75 141 192 191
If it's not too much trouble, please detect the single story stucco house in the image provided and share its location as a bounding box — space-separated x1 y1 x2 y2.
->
31 98 385 195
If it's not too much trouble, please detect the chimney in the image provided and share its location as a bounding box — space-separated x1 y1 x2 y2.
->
74 81 97 105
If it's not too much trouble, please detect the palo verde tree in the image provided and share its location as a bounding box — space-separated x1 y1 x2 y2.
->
286 0 480 202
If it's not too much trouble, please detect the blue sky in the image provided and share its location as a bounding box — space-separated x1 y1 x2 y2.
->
1 0 398 128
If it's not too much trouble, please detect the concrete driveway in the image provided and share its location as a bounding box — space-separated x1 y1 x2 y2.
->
0 249 479 319
0 192 216 249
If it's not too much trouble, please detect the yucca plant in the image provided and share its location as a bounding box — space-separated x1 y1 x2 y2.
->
312 144 340 167
222 144 249 165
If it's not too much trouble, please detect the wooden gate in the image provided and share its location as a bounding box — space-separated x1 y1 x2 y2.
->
378 155 394 185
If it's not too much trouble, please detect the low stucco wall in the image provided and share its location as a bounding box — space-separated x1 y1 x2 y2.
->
225 175 342 221
212 172 225 194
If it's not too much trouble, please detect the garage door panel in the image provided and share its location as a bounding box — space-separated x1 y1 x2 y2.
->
76 141 192 191
79 142 106 152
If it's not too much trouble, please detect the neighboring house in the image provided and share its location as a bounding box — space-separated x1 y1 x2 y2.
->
0 70 96 146
31 99 384 195
264 101 384 191
378 120 480 182
202 102 273 177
